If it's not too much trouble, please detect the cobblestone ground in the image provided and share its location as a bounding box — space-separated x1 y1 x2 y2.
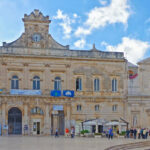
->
0 136 150 150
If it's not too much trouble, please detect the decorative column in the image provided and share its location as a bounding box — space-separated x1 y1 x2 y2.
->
23 103 28 135
64 103 71 129
2 102 6 135
44 103 50 135
23 63 29 89
44 64 50 95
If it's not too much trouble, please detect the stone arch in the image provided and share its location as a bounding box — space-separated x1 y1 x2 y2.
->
8 107 22 134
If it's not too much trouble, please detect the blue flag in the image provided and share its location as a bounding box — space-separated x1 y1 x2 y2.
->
50 90 61 97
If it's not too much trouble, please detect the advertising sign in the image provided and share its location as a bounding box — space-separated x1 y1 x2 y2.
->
63 90 74 97
10 89 41 95
53 105 63 111
50 90 61 97
24 125 28 130
3 125 8 130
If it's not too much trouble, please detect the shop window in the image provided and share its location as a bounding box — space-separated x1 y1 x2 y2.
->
33 76 40 90
11 75 19 89
54 77 61 90
76 78 82 91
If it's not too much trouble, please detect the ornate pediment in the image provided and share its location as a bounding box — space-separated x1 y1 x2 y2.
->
23 9 50 23
2 10 68 50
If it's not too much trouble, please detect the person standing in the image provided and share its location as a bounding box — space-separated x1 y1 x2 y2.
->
143 128 146 139
71 127 74 138
137 128 141 139
65 128 69 137
133 128 137 139
108 128 113 139
55 128 59 137
145 128 149 139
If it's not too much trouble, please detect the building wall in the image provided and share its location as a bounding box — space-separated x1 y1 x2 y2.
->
127 61 150 128
0 10 128 135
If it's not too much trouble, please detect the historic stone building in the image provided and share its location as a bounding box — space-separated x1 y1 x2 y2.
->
127 60 150 129
0 9 130 135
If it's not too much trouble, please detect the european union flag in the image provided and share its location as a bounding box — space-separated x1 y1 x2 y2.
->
50 90 61 97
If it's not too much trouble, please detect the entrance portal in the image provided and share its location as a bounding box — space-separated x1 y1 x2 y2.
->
33 121 40 135
8 107 22 134
51 111 65 135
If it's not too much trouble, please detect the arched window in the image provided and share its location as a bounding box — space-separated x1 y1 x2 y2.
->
76 78 82 91
11 75 19 89
33 76 40 90
94 78 100 92
54 77 61 90
31 107 44 115
112 78 117 92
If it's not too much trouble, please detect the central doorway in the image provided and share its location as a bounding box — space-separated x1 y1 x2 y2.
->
51 111 65 135
8 107 22 134
33 119 41 135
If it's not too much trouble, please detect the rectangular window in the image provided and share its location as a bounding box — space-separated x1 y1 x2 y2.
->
94 79 100 92
95 105 99 111
76 78 82 91
112 104 118 112
112 79 117 92
77 105 82 111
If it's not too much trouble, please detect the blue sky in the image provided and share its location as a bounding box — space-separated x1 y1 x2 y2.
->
0 0 150 64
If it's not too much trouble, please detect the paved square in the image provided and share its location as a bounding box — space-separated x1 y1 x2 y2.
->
0 136 150 150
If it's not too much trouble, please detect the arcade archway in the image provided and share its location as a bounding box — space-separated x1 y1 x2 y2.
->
8 107 22 134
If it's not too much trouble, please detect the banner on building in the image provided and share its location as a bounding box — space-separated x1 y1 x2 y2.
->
63 90 74 97
50 90 61 97
10 89 41 95
0 89 3 94
53 105 63 111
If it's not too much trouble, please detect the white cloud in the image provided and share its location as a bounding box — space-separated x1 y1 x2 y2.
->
53 9 77 39
99 0 107 6
75 0 131 37
101 37 150 64
75 27 92 36
74 39 86 48
73 13 78 18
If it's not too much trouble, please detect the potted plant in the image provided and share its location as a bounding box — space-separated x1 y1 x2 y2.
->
80 130 89 137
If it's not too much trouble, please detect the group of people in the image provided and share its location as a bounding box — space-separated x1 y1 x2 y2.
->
54 127 75 138
65 127 75 138
126 128 150 139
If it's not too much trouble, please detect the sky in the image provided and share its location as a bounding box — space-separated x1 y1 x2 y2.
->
0 0 150 64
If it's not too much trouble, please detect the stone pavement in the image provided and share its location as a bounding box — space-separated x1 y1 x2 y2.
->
0 136 150 150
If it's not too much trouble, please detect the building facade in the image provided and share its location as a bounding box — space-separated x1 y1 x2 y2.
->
0 9 144 135
127 60 150 129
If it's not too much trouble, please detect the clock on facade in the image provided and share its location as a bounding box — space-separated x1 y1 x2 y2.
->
32 33 41 42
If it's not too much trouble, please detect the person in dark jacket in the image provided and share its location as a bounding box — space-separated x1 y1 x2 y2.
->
133 128 137 139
